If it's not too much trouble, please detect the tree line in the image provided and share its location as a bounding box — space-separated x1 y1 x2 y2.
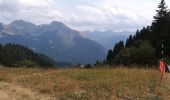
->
104 0 170 66
0 43 54 68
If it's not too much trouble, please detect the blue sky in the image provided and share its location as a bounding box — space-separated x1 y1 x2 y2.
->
0 0 170 31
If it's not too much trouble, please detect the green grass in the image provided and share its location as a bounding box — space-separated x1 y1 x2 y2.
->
0 67 162 99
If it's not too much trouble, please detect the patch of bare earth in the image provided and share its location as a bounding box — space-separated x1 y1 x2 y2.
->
0 81 55 100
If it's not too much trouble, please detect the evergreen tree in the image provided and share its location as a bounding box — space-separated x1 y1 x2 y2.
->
151 0 169 58
139 26 151 40
105 0 170 66
134 30 141 41
166 11 170 58
106 50 113 64
125 35 133 48
114 40 156 66
0 43 55 67
106 41 124 64
113 41 124 57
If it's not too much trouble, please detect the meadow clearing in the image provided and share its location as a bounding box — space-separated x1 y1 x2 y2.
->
0 66 169 100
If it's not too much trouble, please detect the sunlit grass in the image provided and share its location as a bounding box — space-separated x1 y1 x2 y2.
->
0 66 162 99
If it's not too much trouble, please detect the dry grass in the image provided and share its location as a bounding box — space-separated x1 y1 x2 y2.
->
0 66 164 99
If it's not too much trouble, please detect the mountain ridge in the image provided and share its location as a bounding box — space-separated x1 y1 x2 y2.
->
81 30 134 49
0 20 106 65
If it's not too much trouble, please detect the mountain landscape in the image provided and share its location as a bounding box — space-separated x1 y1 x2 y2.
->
81 30 134 49
1 0 170 99
0 20 106 65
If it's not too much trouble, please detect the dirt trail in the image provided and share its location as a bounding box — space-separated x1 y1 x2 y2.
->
160 73 170 99
13 71 55 81
0 71 57 100
0 82 55 100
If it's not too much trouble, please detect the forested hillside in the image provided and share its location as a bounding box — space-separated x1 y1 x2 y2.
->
0 21 106 65
105 0 170 66
0 43 54 67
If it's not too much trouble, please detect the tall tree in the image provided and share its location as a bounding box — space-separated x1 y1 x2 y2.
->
106 41 124 64
166 11 170 58
125 35 133 48
105 0 170 66
106 50 113 64
151 0 169 58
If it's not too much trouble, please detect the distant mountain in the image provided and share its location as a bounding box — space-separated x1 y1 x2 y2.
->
81 30 134 49
0 20 106 65
0 43 55 67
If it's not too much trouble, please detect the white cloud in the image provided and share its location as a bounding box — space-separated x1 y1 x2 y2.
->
0 0 63 24
64 4 144 31
18 0 51 7
0 0 19 12
0 0 170 31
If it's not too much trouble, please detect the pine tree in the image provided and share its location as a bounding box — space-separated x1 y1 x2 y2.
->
125 35 133 47
166 11 170 58
106 50 113 64
0 43 54 67
151 0 169 58
106 41 124 64
153 0 168 23
105 0 170 66
134 30 141 41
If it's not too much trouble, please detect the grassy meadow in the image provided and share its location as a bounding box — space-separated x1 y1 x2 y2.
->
0 66 165 100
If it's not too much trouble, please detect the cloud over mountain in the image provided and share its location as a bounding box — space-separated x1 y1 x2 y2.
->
0 0 170 31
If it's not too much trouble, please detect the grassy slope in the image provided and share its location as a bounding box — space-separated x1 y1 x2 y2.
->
0 67 166 99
